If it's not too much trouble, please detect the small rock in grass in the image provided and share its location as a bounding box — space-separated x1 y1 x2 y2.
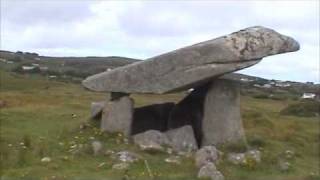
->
115 151 140 163
285 150 295 159
166 148 173 154
41 157 51 163
195 146 219 168
164 156 181 164
227 153 246 165
246 149 261 163
227 149 261 165
112 162 130 170
92 140 103 156
98 162 106 168
104 150 115 156
279 160 291 172
198 162 224 180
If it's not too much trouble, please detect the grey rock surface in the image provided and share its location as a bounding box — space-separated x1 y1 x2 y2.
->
164 156 181 164
202 79 247 146
246 149 261 163
100 96 133 136
133 130 170 151
227 153 247 165
91 140 103 156
83 26 299 94
113 151 140 163
195 146 220 168
166 125 198 152
112 162 130 170
197 162 224 180
91 101 105 119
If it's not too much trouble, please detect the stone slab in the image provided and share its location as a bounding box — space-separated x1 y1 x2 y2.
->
82 26 299 94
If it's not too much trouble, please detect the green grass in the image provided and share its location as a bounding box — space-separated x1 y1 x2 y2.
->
0 70 319 180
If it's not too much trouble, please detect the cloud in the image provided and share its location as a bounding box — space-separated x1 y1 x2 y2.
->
0 0 319 82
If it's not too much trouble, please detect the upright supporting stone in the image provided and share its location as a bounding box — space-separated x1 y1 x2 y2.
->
202 79 246 146
101 95 134 136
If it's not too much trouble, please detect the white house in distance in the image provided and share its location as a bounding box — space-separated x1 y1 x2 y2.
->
302 93 316 99
22 66 36 71
275 80 291 87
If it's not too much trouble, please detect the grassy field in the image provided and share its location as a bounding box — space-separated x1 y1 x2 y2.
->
0 70 319 180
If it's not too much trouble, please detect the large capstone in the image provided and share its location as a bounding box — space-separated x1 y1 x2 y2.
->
202 79 246 146
82 26 299 94
101 96 134 136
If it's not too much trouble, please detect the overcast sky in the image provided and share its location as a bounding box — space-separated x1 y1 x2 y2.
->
1 0 319 82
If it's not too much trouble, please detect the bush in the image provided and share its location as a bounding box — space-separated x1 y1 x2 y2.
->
247 135 267 148
280 100 320 117
243 111 274 129
253 93 269 99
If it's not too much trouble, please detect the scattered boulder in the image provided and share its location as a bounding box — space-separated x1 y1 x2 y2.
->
166 125 198 153
101 96 134 136
131 102 175 135
91 141 103 156
195 146 219 168
197 162 224 180
133 130 170 152
91 101 105 119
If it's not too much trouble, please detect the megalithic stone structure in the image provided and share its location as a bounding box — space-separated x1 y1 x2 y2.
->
201 79 246 146
82 26 299 94
83 26 299 147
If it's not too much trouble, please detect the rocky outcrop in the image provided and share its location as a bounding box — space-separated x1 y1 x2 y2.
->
83 26 299 94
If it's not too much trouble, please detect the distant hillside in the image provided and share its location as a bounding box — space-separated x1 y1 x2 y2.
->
0 50 140 79
1 50 318 96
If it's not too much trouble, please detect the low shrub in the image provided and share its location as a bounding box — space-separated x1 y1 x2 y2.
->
280 100 320 117
247 135 267 148
242 111 274 129
253 94 269 99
